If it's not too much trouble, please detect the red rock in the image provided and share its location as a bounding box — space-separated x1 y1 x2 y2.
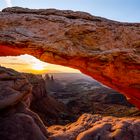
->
0 103 48 140
0 7 139 108
48 113 140 140
0 66 48 140
0 66 32 109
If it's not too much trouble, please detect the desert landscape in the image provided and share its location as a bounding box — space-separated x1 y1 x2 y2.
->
0 1 140 140
0 66 140 140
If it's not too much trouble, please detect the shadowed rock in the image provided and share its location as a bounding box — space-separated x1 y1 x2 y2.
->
0 7 139 108
0 103 48 140
0 66 32 109
0 66 48 140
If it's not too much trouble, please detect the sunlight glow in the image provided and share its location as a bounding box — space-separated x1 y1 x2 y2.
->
32 63 45 71
0 54 80 73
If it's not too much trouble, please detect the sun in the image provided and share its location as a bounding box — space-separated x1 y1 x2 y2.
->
32 63 44 71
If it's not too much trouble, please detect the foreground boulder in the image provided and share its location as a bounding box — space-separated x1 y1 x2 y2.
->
48 113 140 140
0 103 48 140
0 66 48 140
0 7 139 108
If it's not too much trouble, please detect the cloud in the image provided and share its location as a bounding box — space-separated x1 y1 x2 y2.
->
5 0 12 7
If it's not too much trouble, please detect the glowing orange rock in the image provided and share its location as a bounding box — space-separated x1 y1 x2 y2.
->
0 7 140 108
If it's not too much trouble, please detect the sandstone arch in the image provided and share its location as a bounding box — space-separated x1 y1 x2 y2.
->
0 7 140 108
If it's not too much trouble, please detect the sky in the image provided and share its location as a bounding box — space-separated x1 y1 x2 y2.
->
0 55 80 73
0 0 140 22
0 0 140 73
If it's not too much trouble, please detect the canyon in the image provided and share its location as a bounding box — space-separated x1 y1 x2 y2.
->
0 7 140 140
0 66 140 140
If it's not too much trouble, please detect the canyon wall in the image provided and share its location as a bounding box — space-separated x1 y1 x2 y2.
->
0 7 140 108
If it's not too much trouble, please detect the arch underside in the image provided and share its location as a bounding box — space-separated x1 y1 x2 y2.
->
0 7 140 108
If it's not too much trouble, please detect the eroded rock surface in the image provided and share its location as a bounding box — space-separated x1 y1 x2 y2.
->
0 66 32 109
48 113 140 140
0 66 48 140
0 103 48 140
0 7 140 108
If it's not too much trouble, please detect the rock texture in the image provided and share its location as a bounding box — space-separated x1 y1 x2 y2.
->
48 113 140 140
0 66 48 140
0 7 139 108
0 103 48 140
0 66 32 109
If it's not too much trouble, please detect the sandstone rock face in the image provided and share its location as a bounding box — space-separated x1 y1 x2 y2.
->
0 66 32 109
48 113 140 140
0 66 48 140
0 7 139 108
0 103 48 140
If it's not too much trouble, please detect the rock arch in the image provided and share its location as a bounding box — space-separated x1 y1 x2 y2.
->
0 7 140 108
